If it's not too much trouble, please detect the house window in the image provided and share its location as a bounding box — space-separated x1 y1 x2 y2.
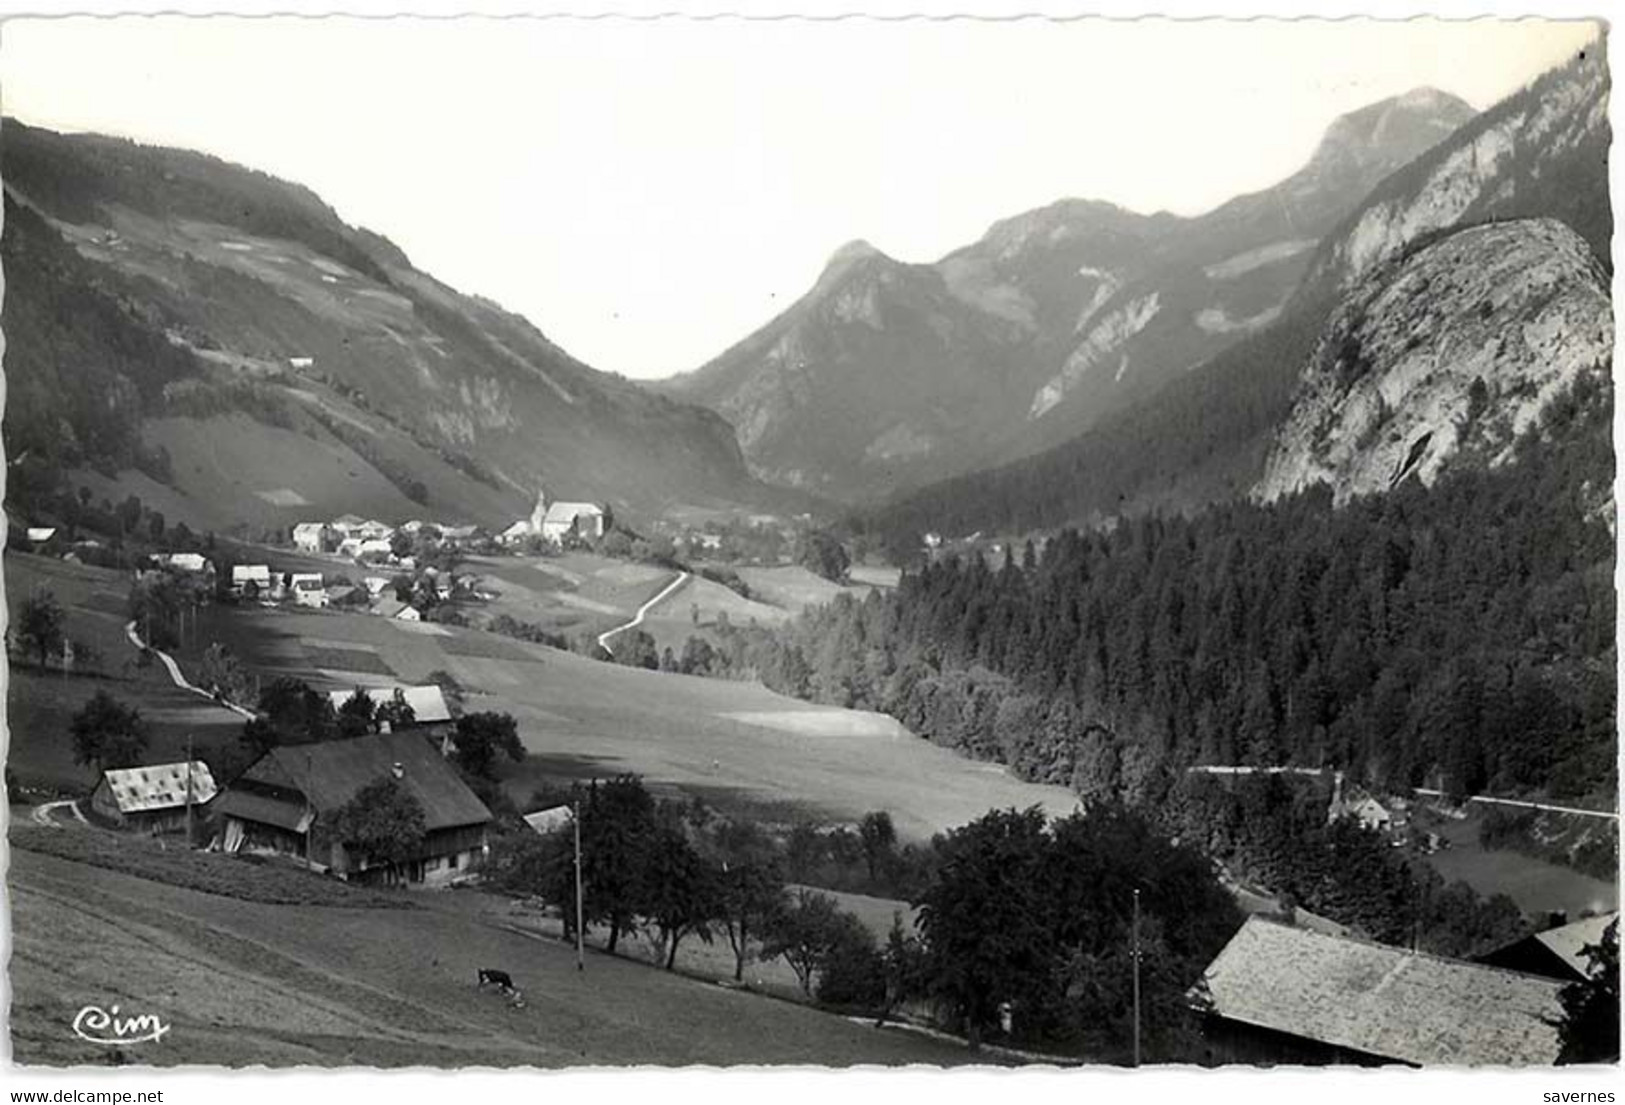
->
447 851 459 870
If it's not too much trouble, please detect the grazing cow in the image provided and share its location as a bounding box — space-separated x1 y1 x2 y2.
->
477 968 516 993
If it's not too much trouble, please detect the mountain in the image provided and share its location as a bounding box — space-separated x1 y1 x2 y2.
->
1256 218 1613 505
665 87 1476 502
865 48 1609 545
1 122 787 535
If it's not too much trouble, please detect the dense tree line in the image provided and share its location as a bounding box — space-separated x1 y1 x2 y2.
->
490 777 1235 1058
1168 773 1525 957
741 380 1614 814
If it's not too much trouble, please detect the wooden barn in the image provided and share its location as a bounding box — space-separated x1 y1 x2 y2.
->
216 731 491 887
1190 916 1566 1066
90 761 218 834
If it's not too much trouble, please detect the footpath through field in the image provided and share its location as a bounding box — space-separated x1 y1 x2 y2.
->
124 620 257 719
596 570 690 655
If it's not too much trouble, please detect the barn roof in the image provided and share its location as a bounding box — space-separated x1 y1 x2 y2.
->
524 805 574 835
100 761 218 814
236 731 489 832
215 786 313 833
1193 917 1565 1067
1534 912 1619 978
325 684 451 724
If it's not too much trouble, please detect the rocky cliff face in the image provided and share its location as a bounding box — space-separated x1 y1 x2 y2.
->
1303 50 1609 299
1256 218 1612 505
665 88 1475 502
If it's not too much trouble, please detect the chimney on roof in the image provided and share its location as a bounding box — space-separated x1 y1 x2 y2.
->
392 762 404 780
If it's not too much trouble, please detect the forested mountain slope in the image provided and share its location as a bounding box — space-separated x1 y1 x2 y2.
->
2 122 784 533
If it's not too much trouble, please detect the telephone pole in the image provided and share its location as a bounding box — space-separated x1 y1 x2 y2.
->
1132 886 1142 1068
184 733 195 849
573 800 585 971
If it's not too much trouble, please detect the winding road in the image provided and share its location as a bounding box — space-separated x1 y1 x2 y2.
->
596 571 690 656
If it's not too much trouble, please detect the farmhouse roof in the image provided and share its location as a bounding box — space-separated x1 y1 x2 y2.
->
236 731 489 832
26 527 57 542
1193 917 1565 1067
524 805 575 835
1532 912 1619 978
293 521 328 534
440 524 480 540
232 564 271 583
167 553 208 572
501 520 533 539
216 786 313 833
325 684 452 725
100 761 218 814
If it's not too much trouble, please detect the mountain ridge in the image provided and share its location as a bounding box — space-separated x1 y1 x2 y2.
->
664 85 1479 503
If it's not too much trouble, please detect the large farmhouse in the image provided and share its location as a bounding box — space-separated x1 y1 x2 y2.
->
1190 916 1566 1066
216 731 491 886
91 760 218 833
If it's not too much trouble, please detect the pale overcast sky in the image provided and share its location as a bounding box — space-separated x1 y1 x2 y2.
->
0 16 1600 378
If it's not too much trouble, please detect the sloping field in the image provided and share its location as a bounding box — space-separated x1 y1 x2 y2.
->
208 603 1079 837
734 565 885 613
9 846 974 1066
467 554 678 641
6 554 246 791
637 573 791 654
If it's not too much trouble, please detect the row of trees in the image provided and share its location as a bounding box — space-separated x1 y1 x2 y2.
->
488 775 1247 1059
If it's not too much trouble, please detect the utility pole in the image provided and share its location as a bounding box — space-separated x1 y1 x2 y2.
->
1132 886 1142 1068
573 800 585 971
184 733 195 849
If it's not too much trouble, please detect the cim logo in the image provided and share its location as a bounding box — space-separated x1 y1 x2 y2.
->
72 1004 171 1046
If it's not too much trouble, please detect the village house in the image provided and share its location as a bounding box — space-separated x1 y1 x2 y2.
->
25 526 57 545
363 576 393 597
91 761 218 834
231 564 272 597
1189 916 1566 1066
357 538 395 561
292 522 330 553
372 596 421 622
1478 912 1620 982
215 731 490 886
165 552 209 573
438 524 480 545
289 572 327 608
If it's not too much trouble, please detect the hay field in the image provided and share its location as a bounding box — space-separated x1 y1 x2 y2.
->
206 602 1078 837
